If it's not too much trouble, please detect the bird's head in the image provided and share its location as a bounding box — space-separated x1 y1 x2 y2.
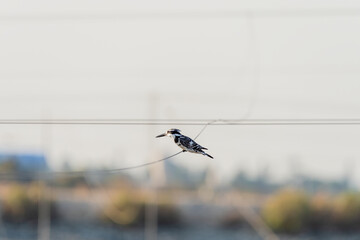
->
156 128 181 138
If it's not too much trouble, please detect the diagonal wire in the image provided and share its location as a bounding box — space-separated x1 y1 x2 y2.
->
193 120 218 140
0 151 184 180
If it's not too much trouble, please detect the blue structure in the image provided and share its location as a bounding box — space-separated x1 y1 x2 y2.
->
0 152 48 171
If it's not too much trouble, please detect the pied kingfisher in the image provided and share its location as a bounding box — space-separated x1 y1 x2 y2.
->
156 128 213 159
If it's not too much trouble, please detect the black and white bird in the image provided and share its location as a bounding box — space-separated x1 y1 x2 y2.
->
156 128 213 159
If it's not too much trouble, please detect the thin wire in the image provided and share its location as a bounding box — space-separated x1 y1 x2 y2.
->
1 118 360 122
59 151 183 175
1 9 360 22
0 119 360 125
0 151 184 180
194 120 218 140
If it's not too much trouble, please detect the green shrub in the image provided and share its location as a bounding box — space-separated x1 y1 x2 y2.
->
262 189 310 233
0 160 18 173
102 191 181 227
103 191 144 226
308 193 332 231
52 175 88 188
2 185 36 223
332 192 360 230
221 210 247 228
2 183 57 223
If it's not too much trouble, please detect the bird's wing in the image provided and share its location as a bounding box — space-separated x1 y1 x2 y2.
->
179 136 205 151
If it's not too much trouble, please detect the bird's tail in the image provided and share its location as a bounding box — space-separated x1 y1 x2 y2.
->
203 152 213 159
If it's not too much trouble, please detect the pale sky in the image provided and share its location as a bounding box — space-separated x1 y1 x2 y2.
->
1 0 360 186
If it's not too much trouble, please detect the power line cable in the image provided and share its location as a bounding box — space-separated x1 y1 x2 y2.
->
0 151 184 180
1 9 360 22
0 119 360 125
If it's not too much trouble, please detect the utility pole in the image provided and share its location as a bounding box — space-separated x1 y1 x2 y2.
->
38 112 51 240
145 94 159 240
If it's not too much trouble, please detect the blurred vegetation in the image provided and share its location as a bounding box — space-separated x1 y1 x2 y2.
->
221 210 247 229
261 189 360 234
52 175 88 188
262 189 310 233
1 178 360 234
102 189 181 227
2 183 57 223
332 192 360 231
308 192 333 231
0 159 18 173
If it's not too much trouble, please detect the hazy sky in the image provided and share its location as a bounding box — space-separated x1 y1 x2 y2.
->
1 0 360 186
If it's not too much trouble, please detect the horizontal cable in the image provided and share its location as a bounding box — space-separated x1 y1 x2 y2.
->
0 119 360 125
2 118 360 121
1 9 360 22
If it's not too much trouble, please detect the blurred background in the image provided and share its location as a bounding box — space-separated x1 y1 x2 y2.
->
1 0 360 239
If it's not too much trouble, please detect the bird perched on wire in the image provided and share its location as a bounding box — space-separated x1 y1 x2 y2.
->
156 128 213 159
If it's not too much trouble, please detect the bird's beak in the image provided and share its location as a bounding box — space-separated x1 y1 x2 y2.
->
156 133 166 138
